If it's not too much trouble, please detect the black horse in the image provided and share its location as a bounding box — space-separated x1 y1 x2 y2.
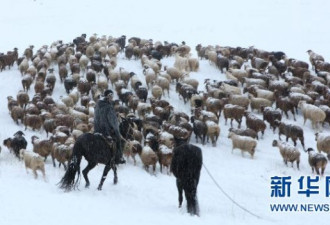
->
59 133 118 191
171 137 203 216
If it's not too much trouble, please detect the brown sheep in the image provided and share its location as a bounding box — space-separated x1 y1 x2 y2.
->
10 106 24 125
24 114 43 131
223 104 245 128
51 142 73 170
245 111 266 138
31 136 53 161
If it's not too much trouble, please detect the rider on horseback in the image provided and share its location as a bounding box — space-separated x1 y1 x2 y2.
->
94 89 126 164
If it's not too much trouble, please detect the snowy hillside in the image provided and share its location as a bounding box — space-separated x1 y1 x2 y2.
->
1 1 330 225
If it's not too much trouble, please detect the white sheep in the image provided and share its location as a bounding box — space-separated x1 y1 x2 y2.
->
227 68 248 84
205 120 220 147
228 132 257 158
79 55 89 73
219 83 241 95
272 140 300 169
228 94 250 109
243 77 267 88
188 57 199 72
19 149 46 179
249 95 272 112
151 84 163 100
174 54 189 72
298 100 326 131
156 76 170 97
143 66 157 89
315 133 330 156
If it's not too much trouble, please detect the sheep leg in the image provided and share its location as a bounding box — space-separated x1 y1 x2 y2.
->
291 109 296 121
296 160 300 170
82 162 97 188
230 119 234 128
303 117 307 125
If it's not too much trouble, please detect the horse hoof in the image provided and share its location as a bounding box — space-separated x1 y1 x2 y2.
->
114 178 118 184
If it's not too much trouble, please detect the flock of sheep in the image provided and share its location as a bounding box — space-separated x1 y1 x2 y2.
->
1 33 330 181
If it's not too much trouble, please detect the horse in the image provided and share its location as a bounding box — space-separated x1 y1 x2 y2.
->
170 137 203 216
59 133 118 191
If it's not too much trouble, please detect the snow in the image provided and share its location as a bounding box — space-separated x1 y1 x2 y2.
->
1 0 330 225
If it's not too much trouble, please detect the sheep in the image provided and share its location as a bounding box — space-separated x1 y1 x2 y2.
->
139 141 158 174
58 64 68 82
243 77 267 89
137 102 152 119
46 69 56 92
261 106 282 133
182 77 199 90
123 140 142 165
249 87 274 102
51 142 73 170
188 57 199 72
307 50 324 70
223 104 245 128
315 133 330 157
158 144 173 174
159 131 174 148
216 55 229 73
274 92 296 121
155 76 170 97
151 84 163 100
289 92 313 112
162 122 192 143
228 94 250 109
143 66 157 89
274 120 305 149
306 148 328 176
24 114 43 131
21 74 33 92
228 128 258 140
43 118 57 137
219 82 241 95
227 68 248 84
249 95 273 113
19 149 46 179
245 112 266 138
174 54 189 72
10 106 24 125
17 91 29 109
227 132 257 158
272 140 300 169
31 136 53 161
176 82 198 104
298 100 326 131
204 119 220 147
164 66 184 82
3 131 28 159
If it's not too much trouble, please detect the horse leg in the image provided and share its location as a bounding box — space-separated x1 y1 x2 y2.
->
82 162 97 188
176 179 183 208
98 163 115 190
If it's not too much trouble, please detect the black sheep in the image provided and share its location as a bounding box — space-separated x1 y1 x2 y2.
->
3 131 27 159
171 140 203 216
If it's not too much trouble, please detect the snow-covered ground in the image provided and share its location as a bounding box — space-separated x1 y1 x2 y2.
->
1 1 330 225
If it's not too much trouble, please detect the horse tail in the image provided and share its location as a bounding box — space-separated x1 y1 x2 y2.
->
58 142 83 191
